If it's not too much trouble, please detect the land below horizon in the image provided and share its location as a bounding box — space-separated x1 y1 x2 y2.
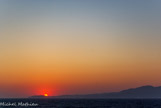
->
29 85 161 99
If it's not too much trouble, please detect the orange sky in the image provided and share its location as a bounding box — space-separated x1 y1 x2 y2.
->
0 0 161 98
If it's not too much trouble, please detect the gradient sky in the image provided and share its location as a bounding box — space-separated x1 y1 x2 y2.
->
0 0 161 98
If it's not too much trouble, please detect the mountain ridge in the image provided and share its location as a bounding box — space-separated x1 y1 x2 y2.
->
29 85 161 99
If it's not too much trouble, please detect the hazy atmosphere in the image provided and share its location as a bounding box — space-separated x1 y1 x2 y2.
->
0 0 161 98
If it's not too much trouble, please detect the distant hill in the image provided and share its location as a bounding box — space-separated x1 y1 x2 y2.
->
29 85 161 99
29 95 45 98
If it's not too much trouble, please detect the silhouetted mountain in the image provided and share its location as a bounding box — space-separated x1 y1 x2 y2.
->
30 85 161 99
29 95 46 98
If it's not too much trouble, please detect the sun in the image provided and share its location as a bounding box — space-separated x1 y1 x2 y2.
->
44 93 48 97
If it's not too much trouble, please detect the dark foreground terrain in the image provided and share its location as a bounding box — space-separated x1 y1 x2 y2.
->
1 99 161 108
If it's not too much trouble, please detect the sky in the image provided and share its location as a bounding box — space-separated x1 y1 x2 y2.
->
0 0 161 98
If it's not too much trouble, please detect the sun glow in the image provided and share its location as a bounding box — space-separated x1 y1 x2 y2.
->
44 93 48 97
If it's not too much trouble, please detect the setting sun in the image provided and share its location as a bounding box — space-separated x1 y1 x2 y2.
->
44 94 48 97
